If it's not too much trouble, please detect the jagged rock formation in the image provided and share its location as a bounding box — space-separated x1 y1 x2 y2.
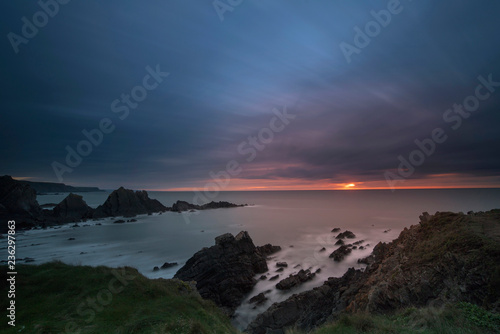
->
174 231 269 316
247 210 500 334
275 269 315 290
256 244 282 256
329 245 352 262
0 175 42 231
93 187 168 217
171 200 246 212
0 175 41 216
53 193 94 219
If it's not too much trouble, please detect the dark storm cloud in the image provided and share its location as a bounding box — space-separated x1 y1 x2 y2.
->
1 0 499 189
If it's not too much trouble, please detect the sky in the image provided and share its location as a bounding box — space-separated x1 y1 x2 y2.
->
1 0 500 191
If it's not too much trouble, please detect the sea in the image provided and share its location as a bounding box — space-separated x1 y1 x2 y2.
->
13 189 500 328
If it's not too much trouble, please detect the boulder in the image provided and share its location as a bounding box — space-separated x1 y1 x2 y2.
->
331 228 341 232
174 231 269 316
276 262 288 268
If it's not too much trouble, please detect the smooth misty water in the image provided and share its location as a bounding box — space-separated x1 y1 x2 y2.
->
14 189 500 328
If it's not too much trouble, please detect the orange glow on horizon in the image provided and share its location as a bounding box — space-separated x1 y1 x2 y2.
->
147 173 500 192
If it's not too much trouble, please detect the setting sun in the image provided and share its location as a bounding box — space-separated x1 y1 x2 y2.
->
345 183 356 189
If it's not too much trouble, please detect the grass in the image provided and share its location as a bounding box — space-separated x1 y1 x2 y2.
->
286 303 500 334
0 261 239 334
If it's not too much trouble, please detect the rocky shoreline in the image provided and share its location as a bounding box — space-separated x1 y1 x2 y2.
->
245 210 500 333
0 175 247 232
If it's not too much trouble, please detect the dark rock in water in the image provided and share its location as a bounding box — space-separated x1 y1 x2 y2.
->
72 223 80 228
336 230 356 239
359 246 365 250
383 229 391 233
172 200 246 212
319 247 326 252
329 245 352 262
353 240 365 245
315 268 321 274
53 193 94 219
331 228 341 232
174 231 268 316
172 200 197 212
256 244 282 256
67 238 75 241
269 275 280 281
127 218 137 222
260 275 267 280
246 210 500 334
153 266 159 272
113 219 125 224
276 262 288 268
161 262 178 269
276 267 284 272
352 246 358 249
293 264 301 269
249 293 268 305
335 239 344 246
276 269 315 290
93 187 168 218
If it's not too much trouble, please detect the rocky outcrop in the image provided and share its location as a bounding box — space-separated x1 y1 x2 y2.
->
93 187 168 217
174 231 269 316
275 269 315 290
171 200 246 212
329 245 352 262
0 175 41 216
335 230 356 239
247 210 500 334
0 175 42 231
256 244 282 256
52 193 94 219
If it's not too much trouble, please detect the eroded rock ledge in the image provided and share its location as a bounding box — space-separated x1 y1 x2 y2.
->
246 210 500 334
174 231 280 316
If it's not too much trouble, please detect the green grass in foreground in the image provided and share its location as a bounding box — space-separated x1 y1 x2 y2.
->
287 303 500 334
0 262 238 334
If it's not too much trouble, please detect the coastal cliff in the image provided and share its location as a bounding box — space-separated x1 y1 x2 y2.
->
246 210 500 333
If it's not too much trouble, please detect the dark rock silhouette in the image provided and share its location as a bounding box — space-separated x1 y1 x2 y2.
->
276 269 315 290
171 200 246 212
329 245 352 262
174 231 268 316
335 230 356 239
93 187 168 218
53 193 93 219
